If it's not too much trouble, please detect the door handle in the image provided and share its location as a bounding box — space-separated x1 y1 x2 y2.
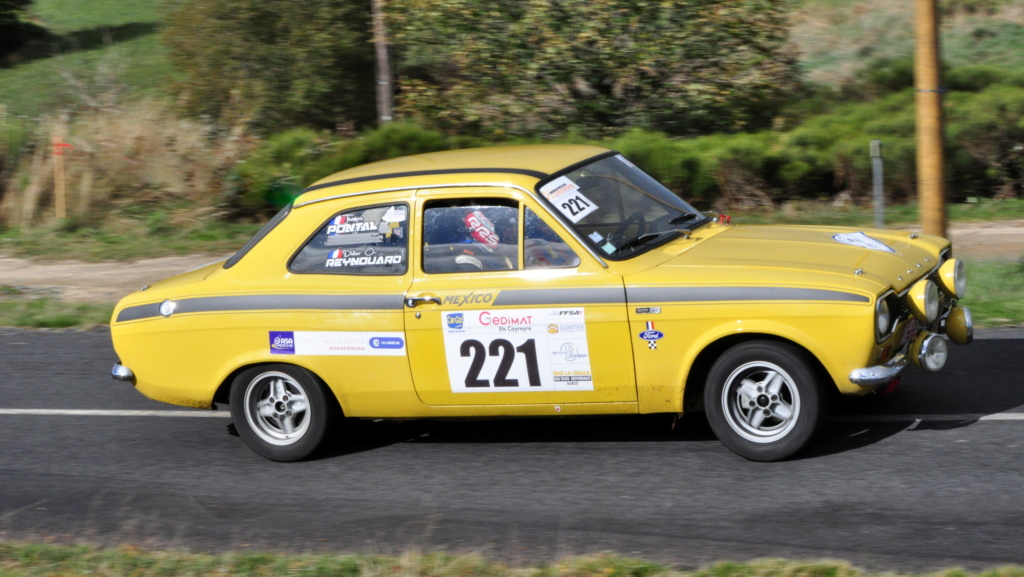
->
405 296 441 308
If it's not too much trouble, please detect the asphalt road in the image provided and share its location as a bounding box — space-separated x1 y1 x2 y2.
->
2 327 1024 572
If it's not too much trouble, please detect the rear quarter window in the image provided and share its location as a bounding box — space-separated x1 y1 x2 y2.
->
290 203 409 275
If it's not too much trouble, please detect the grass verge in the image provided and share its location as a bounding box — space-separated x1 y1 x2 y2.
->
0 218 262 261
1 543 1023 577
0 285 113 328
962 257 1024 328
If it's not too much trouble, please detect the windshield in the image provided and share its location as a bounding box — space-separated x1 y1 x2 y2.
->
538 154 708 259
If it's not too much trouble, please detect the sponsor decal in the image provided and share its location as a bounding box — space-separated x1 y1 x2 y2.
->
270 331 296 355
639 321 664 341
328 218 378 235
479 311 534 326
635 306 661 315
267 331 405 356
442 291 496 307
639 321 663 351
555 342 587 362
465 210 499 251
446 313 465 329
832 232 896 253
383 206 407 223
370 336 404 349
326 247 403 268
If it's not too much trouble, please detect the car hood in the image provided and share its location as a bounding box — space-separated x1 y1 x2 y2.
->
652 225 949 293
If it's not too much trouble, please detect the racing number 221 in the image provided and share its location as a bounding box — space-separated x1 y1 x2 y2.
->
460 338 541 388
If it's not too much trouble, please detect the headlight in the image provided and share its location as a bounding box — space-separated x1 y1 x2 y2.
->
875 296 892 340
908 279 939 323
937 258 966 299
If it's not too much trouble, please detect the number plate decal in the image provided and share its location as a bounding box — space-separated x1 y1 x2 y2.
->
442 308 594 392
540 176 599 223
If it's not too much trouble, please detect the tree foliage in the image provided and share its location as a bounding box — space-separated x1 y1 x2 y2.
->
388 0 802 138
161 0 376 133
0 0 34 57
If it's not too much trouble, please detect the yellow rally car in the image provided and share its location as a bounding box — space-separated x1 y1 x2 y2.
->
110 145 972 462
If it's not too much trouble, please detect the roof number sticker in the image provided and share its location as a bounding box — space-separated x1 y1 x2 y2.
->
540 176 599 223
442 307 593 392
833 232 896 253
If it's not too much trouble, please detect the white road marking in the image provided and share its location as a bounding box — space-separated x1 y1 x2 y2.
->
833 413 1024 422
0 409 230 417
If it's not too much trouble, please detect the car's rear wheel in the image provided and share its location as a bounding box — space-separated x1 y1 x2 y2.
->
229 364 336 462
704 341 826 461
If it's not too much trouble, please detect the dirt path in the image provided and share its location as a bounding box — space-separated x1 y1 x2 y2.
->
1 221 1021 304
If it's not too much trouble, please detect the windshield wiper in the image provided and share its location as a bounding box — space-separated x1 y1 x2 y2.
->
669 213 697 225
612 229 690 255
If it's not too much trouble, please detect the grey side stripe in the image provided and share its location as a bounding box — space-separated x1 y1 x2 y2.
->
626 286 869 304
493 287 625 307
116 294 405 323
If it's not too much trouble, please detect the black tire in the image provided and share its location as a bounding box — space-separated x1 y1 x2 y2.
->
704 341 827 461
229 364 337 462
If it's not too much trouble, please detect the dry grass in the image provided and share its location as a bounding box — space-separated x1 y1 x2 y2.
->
790 0 1024 85
0 100 251 230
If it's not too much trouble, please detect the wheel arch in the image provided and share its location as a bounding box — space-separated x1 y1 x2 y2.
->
213 362 345 416
682 332 834 415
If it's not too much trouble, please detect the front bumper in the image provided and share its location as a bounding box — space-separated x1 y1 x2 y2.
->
849 353 909 387
111 362 135 383
849 304 972 388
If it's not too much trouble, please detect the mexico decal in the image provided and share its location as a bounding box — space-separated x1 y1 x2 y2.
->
441 308 593 392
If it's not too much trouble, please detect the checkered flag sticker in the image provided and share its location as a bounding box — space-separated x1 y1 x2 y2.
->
648 340 657 350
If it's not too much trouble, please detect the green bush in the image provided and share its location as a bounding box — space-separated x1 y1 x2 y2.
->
229 70 1024 212
231 123 485 209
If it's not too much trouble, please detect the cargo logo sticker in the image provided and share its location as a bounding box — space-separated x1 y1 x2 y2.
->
832 232 895 253
446 313 465 330
441 307 593 393
267 331 405 356
639 321 664 350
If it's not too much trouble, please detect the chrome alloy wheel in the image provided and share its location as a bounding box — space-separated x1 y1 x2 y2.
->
721 361 801 444
243 370 312 446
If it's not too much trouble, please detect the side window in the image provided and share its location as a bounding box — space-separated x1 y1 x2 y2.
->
290 203 408 275
422 199 518 273
524 208 580 269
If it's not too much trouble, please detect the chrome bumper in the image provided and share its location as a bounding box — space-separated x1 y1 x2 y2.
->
850 353 909 387
111 363 135 383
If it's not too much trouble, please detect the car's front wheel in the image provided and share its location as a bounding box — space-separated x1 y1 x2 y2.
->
704 341 826 461
229 364 336 462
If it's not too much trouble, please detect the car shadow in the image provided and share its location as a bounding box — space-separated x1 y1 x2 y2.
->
303 339 1022 461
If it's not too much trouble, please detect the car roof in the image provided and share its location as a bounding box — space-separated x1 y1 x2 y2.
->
294 144 611 206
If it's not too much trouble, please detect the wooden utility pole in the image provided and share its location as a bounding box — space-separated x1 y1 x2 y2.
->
372 0 394 124
915 0 946 238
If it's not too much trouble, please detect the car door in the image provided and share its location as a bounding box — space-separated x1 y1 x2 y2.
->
403 188 637 410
